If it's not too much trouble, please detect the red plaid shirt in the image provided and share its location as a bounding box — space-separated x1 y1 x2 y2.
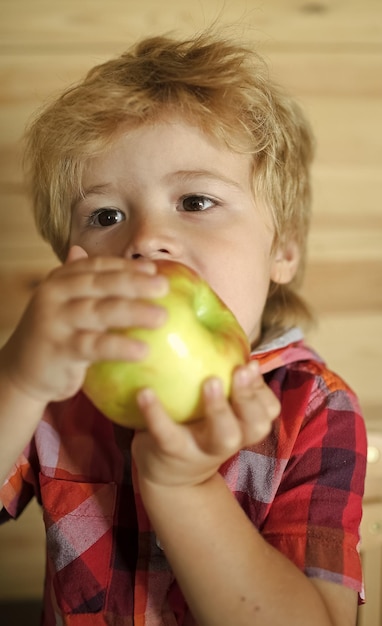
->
0 329 367 625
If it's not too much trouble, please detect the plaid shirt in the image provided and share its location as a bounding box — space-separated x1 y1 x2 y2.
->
0 329 367 625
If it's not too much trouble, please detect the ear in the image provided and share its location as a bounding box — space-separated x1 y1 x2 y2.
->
270 240 300 285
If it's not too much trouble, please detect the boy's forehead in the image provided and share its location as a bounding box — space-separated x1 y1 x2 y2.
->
82 119 254 189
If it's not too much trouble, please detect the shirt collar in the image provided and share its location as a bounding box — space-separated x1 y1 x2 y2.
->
251 327 322 375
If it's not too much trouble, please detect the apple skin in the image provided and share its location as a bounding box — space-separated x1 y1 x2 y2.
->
83 260 250 429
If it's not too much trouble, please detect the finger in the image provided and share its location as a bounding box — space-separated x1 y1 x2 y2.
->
72 329 150 362
62 296 168 331
61 254 158 277
199 377 242 456
56 265 169 301
65 245 89 263
136 388 185 452
231 361 280 442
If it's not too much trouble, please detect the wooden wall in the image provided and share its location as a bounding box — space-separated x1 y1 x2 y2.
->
0 0 381 619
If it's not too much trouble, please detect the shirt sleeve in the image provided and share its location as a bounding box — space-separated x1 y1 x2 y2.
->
262 360 367 597
0 438 40 520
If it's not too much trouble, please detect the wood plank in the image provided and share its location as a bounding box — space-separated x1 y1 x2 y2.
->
361 405 382 429
306 313 382 411
312 167 382 220
0 193 58 263
360 503 382 550
0 265 56 332
0 55 102 106
302 259 382 313
1 0 381 49
269 52 382 97
0 499 45 600
304 98 382 167
308 229 382 261
357 539 382 626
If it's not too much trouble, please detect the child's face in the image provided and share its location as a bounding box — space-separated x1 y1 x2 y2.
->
70 119 296 346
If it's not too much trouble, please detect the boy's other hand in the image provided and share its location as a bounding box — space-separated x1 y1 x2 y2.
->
0 246 168 405
132 361 280 489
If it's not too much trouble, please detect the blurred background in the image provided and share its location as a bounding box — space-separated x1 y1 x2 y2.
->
0 0 381 624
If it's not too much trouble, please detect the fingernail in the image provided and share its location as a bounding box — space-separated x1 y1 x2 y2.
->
137 387 156 408
204 377 224 398
128 339 150 361
248 360 260 376
235 361 259 387
235 366 251 387
135 261 157 275
152 305 168 325
150 275 169 297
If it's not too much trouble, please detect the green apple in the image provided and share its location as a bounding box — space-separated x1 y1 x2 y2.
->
83 260 250 429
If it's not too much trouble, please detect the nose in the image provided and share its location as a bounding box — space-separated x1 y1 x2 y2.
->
125 213 182 261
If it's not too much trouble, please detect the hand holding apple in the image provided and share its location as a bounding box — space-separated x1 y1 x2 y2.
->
83 260 250 428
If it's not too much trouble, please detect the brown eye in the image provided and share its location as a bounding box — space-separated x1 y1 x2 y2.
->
91 209 125 227
181 196 215 212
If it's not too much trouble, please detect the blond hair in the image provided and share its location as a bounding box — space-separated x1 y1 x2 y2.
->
24 31 315 334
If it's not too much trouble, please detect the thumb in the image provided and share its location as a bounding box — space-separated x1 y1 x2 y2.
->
65 245 89 264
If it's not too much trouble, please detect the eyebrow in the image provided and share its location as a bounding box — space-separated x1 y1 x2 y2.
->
164 169 244 190
80 183 115 198
79 169 244 200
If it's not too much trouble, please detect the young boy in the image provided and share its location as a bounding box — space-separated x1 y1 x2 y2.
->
0 32 367 625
